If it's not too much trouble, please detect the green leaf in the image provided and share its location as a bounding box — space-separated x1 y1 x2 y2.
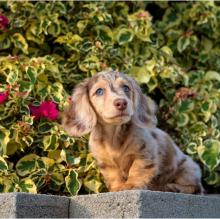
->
65 170 81 196
12 33 28 54
199 53 209 63
147 76 158 92
77 20 89 34
53 2 67 14
95 25 113 43
84 178 103 193
43 134 59 151
16 154 39 177
40 19 51 35
22 135 34 147
3 175 17 192
6 141 21 155
18 81 33 92
189 122 207 137
47 22 61 37
116 28 134 45
51 172 64 186
205 172 220 185
21 105 31 115
18 178 37 193
79 55 100 72
129 66 151 84
26 66 37 84
0 157 8 171
51 82 64 103
38 122 53 134
37 86 49 99
205 71 220 82
186 142 198 155
30 169 47 189
0 178 4 192
22 115 34 125
0 126 10 155
211 116 218 129
179 100 194 113
0 33 11 50
26 22 45 44
201 102 210 112
61 149 80 166
160 46 173 57
177 113 189 127
198 139 220 170
54 33 83 46
6 69 18 84
177 36 190 53
48 150 62 162
40 157 55 170
163 8 181 28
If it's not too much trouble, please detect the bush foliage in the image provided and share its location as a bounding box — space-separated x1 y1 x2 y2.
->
0 1 220 195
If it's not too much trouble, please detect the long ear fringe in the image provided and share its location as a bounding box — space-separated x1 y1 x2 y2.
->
144 96 158 126
129 77 157 128
62 82 97 137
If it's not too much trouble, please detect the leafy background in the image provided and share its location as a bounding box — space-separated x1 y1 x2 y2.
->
0 1 220 195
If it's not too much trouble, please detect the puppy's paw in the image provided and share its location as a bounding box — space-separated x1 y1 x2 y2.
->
164 183 203 194
111 183 147 192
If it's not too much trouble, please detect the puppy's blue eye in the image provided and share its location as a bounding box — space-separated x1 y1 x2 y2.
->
123 85 130 93
96 88 104 96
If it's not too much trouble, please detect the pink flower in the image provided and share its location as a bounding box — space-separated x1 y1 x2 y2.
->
29 105 41 119
0 14 9 30
39 101 59 121
0 92 9 104
29 101 59 121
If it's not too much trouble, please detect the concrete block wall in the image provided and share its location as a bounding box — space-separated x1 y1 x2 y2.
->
0 192 69 218
0 190 220 218
70 190 220 218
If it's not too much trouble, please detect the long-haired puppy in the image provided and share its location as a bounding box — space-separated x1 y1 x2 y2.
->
62 70 203 194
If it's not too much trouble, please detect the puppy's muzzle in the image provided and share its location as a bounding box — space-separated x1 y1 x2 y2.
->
114 98 127 111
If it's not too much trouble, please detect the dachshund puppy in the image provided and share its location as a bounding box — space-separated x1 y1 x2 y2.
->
62 70 203 194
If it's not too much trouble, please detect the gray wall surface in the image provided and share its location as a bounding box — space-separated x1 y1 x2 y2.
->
0 190 220 218
0 192 69 218
70 190 220 218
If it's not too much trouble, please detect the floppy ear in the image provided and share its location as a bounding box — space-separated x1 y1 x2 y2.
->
129 78 157 127
62 81 97 137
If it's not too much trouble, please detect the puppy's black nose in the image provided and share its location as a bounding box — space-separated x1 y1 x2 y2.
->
114 99 127 111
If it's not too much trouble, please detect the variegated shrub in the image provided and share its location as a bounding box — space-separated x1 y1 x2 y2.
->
0 1 219 195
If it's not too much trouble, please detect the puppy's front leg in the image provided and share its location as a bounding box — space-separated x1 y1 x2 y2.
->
122 158 158 190
99 164 127 192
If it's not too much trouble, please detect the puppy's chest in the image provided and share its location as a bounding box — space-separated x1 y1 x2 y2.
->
91 140 135 174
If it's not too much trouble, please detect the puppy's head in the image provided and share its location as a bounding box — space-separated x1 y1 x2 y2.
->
62 70 157 137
